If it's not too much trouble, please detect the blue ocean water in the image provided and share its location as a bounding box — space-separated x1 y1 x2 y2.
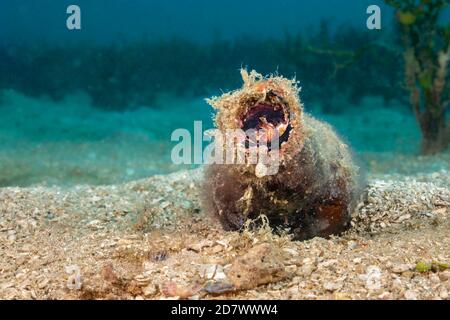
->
0 0 448 186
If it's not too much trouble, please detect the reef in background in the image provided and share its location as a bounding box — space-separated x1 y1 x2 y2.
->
0 168 448 299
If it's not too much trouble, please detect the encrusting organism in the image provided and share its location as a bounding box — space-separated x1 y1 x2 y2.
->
202 69 364 240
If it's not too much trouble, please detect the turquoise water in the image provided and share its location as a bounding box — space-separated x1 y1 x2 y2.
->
0 1 448 186
1 89 439 187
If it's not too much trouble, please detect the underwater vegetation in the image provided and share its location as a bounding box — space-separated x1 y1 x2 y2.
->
0 23 402 112
0 16 447 155
385 0 450 154
203 70 363 240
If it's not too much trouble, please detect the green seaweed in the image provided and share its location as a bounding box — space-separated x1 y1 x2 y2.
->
415 260 449 273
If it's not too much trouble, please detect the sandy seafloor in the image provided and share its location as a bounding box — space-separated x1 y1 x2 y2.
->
0 90 449 300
